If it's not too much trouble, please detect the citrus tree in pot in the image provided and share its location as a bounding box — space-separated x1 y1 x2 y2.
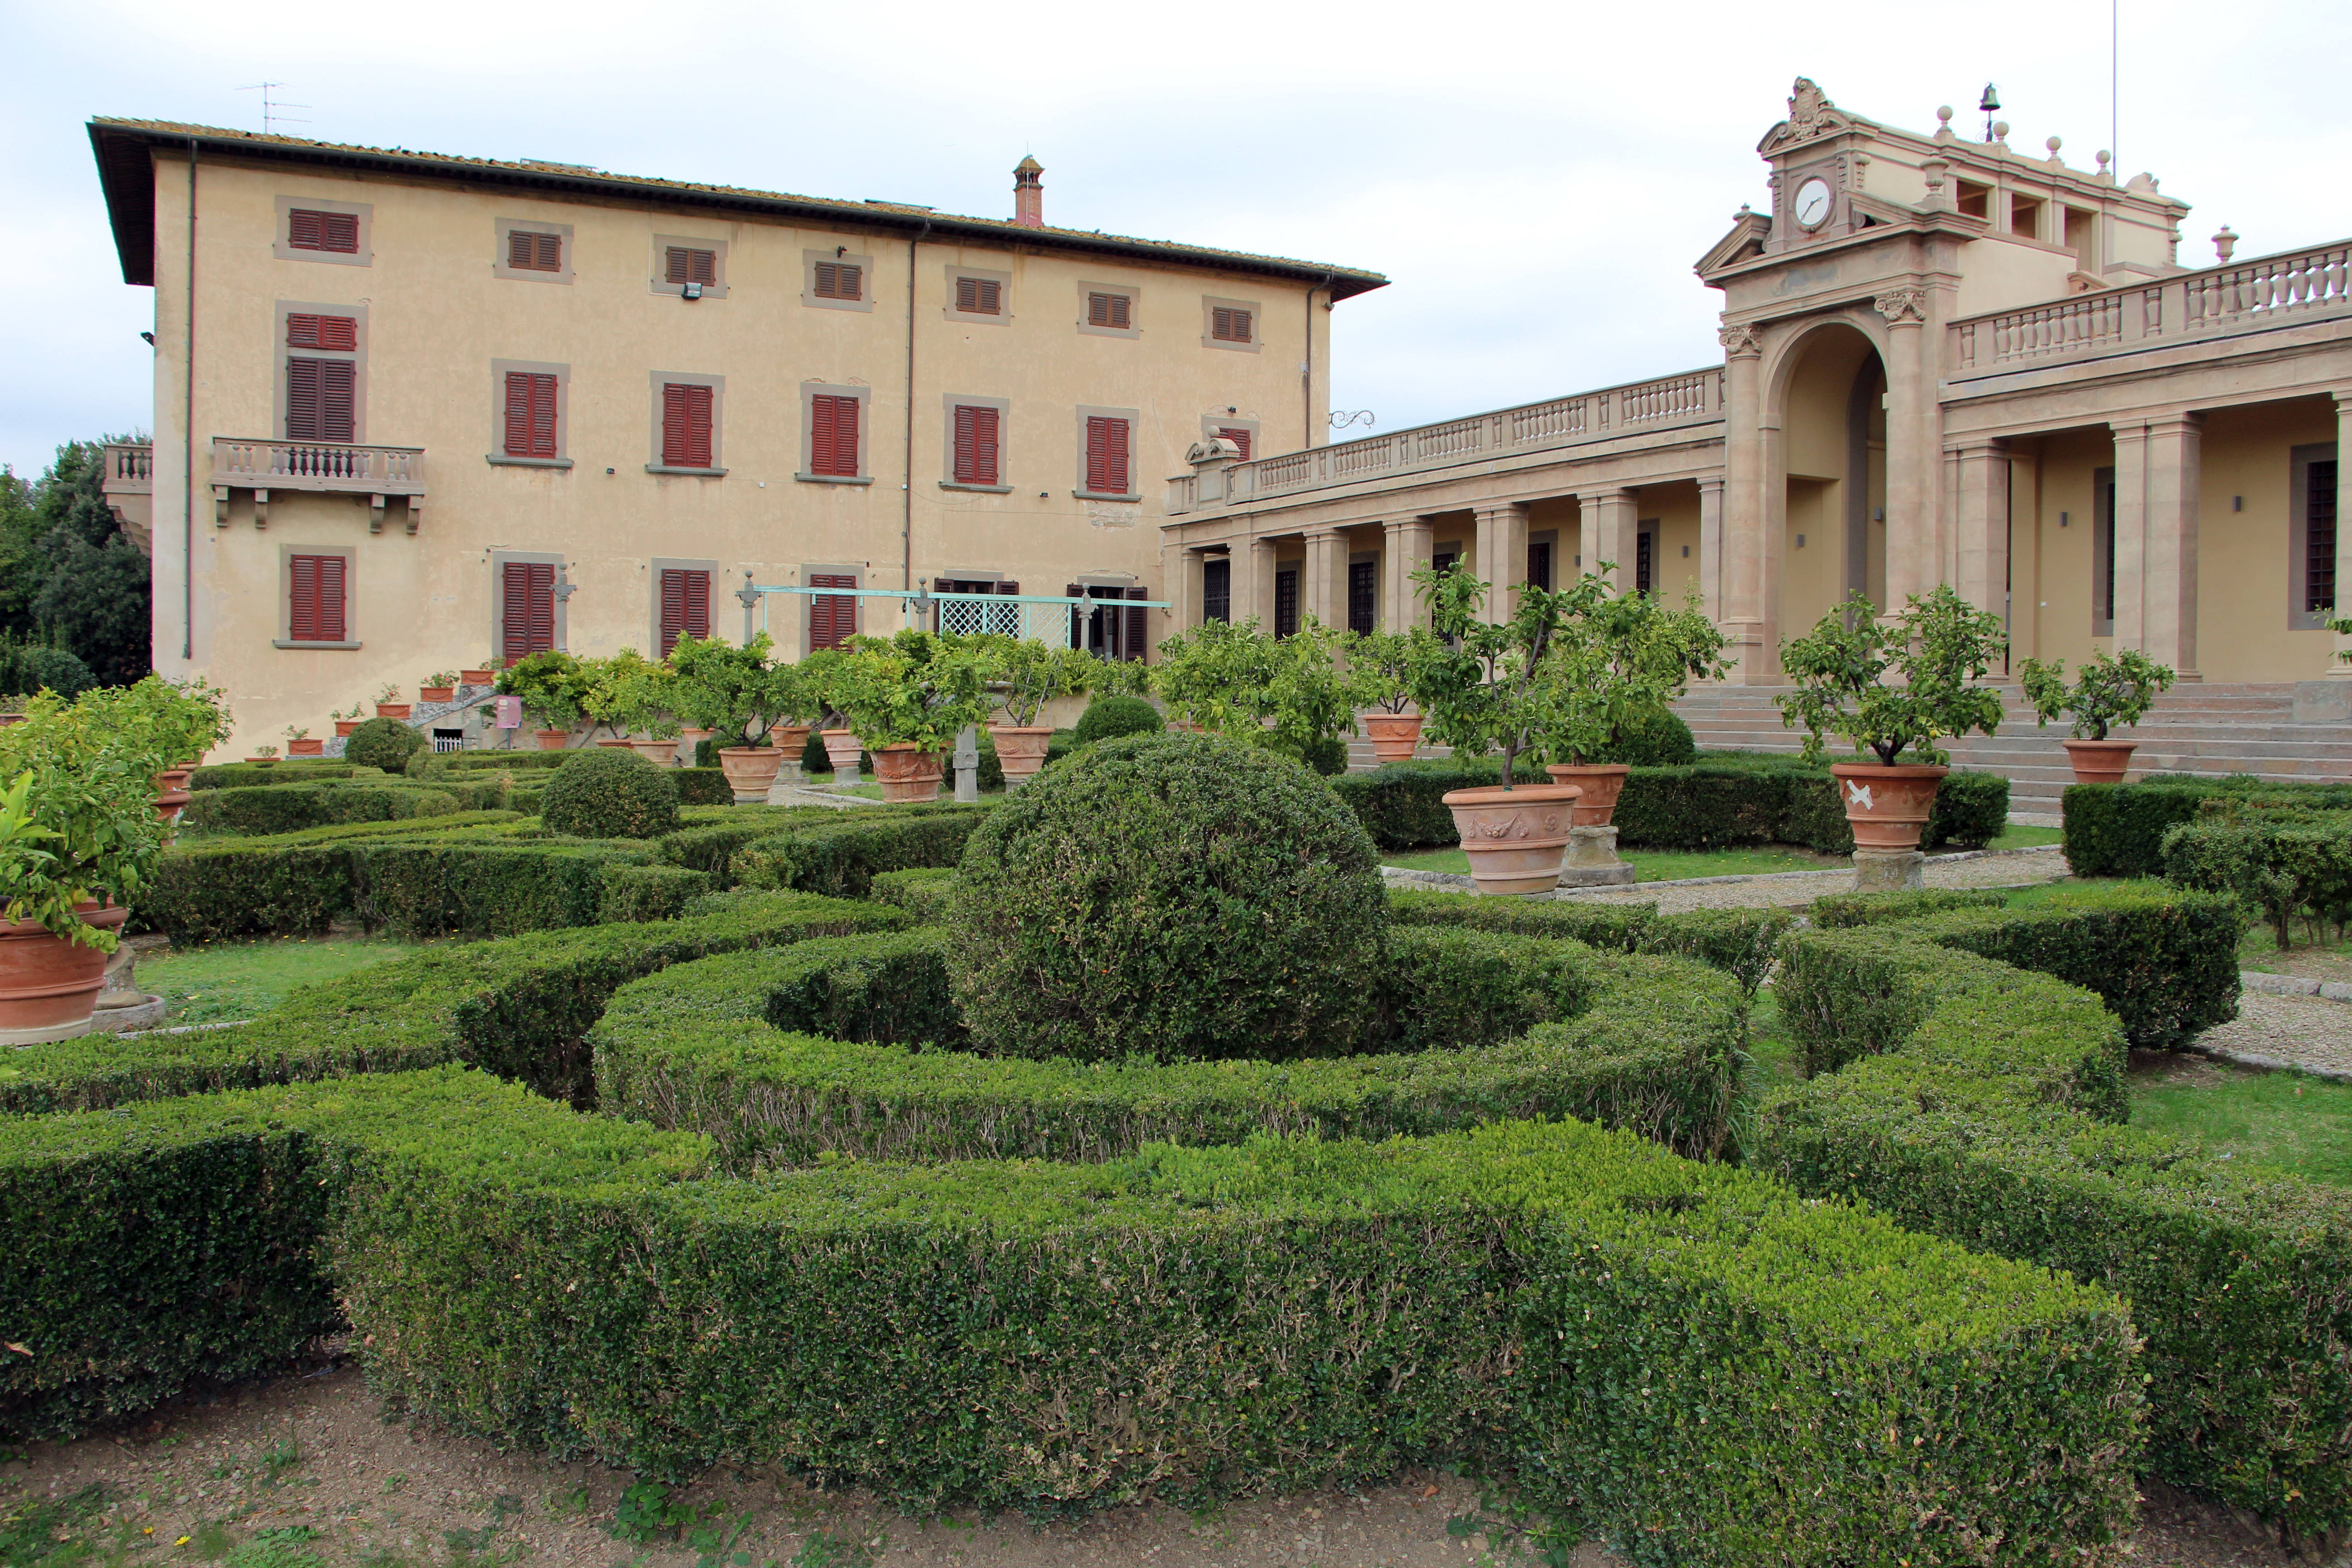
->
832 631 989 803
2017 648 2176 784
972 635 1093 786
1776 587 2006 874
1406 561 1584 896
1255 614 1357 776
1153 618 1270 736
129 677 231 836
1345 626 1443 763
667 632 804 802
495 651 585 749
1541 577 1730 830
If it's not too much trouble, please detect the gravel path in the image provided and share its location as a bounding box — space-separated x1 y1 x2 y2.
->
2191 993 2352 1079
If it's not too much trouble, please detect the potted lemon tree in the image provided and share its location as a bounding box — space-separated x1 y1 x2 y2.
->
1346 626 1443 763
831 631 989 803
1154 618 1273 736
496 651 584 749
973 635 1093 787
2018 648 2176 784
1541 576 1729 837
667 632 808 802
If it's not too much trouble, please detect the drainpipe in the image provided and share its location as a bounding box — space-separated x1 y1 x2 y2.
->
1305 271 1333 448
182 137 198 662
903 219 932 593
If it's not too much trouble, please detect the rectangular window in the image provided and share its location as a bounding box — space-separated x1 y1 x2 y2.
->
1431 550 1458 630
508 230 562 272
288 208 359 254
813 261 862 301
2092 466 2117 636
1203 557 1231 623
811 395 862 477
955 275 1001 315
662 383 715 469
1071 585 1149 661
1087 291 1131 330
286 358 356 443
1527 540 1552 592
952 404 1000 485
1084 416 1131 495
503 371 558 459
1216 425 1254 461
285 313 357 351
501 561 556 660
809 572 858 651
287 553 347 642
1211 305 1253 343
665 246 718 286
658 568 712 658
2308 458 2339 615
1274 568 1299 638
1348 559 1377 635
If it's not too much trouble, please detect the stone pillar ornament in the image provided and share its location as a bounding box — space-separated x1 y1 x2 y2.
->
1876 289 1940 609
1718 323 1772 681
953 725 981 804
1581 490 1640 597
1383 516 1435 631
1952 440 2011 627
1471 503 1529 625
1696 475 1727 622
1247 536 1279 630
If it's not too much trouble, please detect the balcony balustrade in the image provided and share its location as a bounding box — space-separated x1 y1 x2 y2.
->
210 437 426 534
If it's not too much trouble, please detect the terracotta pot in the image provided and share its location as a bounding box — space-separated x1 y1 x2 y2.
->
989 725 1053 785
767 724 812 761
717 745 786 803
0 714 25 726
870 744 946 803
419 686 455 704
375 702 412 720
1363 712 1424 764
1829 763 1949 850
245 756 278 764
334 719 361 738
2061 738 2137 786
286 738 324 757
0 902 130 1043
460 669 495 686
820 730 865 775
1440 783 1582 896
152 768 193 835
534 729 571 751
1543 762 1632 828
629 739 680 768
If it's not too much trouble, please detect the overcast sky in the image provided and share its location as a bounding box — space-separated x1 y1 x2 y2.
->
5 0 2348 479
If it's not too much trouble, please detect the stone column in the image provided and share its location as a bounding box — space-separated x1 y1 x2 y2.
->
1952 439 2011 637
1472 502 1529 623
1383 516 1434 630
1248 536 1280 630
1697 474 1726 622
2111 415 2203 678
1581 490 1639 595
1877 288 1940 608
1165 542 1200 633
1303 527 1344 628
1718 324 1774 680
2334 390 2352 679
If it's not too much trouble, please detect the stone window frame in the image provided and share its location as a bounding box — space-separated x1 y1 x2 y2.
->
1073 404 1142 502
2290 441 2340 631
944 265 1011 326
490 549 568 658
1199 414 1260 460
2092 465 2117 637
1077 279 1142 341
650 555 721 657
650 234 730 299
804 248 876 314
487 359 573 469
274 196 373 267
800 563 864 657
1200 294 1263 353
274 299 369 445
798 382 874 485
647 370 727 476
941 393 1012 493
493 217 575 284
273 543 361 650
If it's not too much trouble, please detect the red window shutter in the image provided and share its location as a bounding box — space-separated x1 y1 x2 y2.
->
285 314 356 351
1216 425 1253 461
952 405 998 485
1085 416 1130 495
505 372 557 458
657 568 710 657
503 561 556 659
289 209 358 253
662 383 713 468
286 358 321 440
808 572 857 650
510 231 561 271
288 553 345 642
811 395 859 476
287 358 353 442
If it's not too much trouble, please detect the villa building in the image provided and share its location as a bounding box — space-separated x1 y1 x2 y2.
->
88 117 1381 750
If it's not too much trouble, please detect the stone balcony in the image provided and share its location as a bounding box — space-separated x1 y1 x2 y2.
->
100 441 153 555
210 436 426 534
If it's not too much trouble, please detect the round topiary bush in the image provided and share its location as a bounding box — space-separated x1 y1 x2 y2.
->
10 646 94 700
947 731 1389 1062
343 715 426 771
541 745 680 839
1596 707 1698 768
1070 695 1163 747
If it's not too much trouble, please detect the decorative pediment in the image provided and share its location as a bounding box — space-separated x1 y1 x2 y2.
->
1695 206 1771 277
1758 77 1859 154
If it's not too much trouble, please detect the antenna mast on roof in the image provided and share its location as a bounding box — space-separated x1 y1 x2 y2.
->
235 83 310 135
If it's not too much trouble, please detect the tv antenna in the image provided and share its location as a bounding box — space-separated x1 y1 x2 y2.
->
236 83 310 135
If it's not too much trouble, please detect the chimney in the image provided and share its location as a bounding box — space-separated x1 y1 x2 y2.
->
1012 157 1044 229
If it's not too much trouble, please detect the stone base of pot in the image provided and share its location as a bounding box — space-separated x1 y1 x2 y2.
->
872 745 946 804
534 729 570 751
89 991 167 1033
1363 713 1423 764
717 746 787 804
1555 824 1636 887
990 726 1052 788
1828 763 1948 851
1440 783 1582 897
767 726 813 782
629 740 680 768
595 737 636 749
2060 739 2137 785
0 903 131 1043
1543 763 1632 828
821 730 864 787
677 728 713 764
1853 846 1926 892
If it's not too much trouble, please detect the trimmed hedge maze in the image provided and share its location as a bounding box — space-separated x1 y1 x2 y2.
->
2 799 2344 1559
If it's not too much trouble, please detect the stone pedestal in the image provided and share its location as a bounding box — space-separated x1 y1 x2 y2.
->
953 726 981 804
1852 847 1925 892
1556 825 1637 888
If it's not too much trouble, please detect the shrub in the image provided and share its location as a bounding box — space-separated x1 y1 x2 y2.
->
733 807 990 897
867 866 955 923
949 733 1388 1063
2060 776 2352 879
1069 694 1162 746
2162 808 2352 948
673 767 734 806
343 716 426 771
541 746 680 839
178 784 462 837
1383 890 1793 994
1590 706 1695 766
189 762 389 790
7 644 96 699
597 864 713 924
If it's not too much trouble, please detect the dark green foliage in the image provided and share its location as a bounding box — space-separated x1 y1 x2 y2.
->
179 784 463 837
597 864 713 924
344 716 427 771
798 729 829 773
949 734 1388 1062
1069 695 1163 745
0 442 151 686
138 843 358 942
405 749 571 775
189 761 389 789
3 643 96 699
541 746 681 839
2162 808 2352 947
2061 776 2352 879
867 866 955 923
1588 706 1695 767
353 842 649 938
673 767 734 806
1289 733 1349 775
734 807 991 897
762 930 968 1046
1384 890 1793 994
1808 887 2010 927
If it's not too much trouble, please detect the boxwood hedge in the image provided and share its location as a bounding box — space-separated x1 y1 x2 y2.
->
2061 775 2352 878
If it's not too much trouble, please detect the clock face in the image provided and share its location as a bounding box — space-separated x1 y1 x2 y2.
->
1794 177 1834 230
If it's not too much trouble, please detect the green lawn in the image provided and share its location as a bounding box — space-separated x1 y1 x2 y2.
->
139 934 429 1024
1382 823 2061 882
2129 1062 2352 1186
